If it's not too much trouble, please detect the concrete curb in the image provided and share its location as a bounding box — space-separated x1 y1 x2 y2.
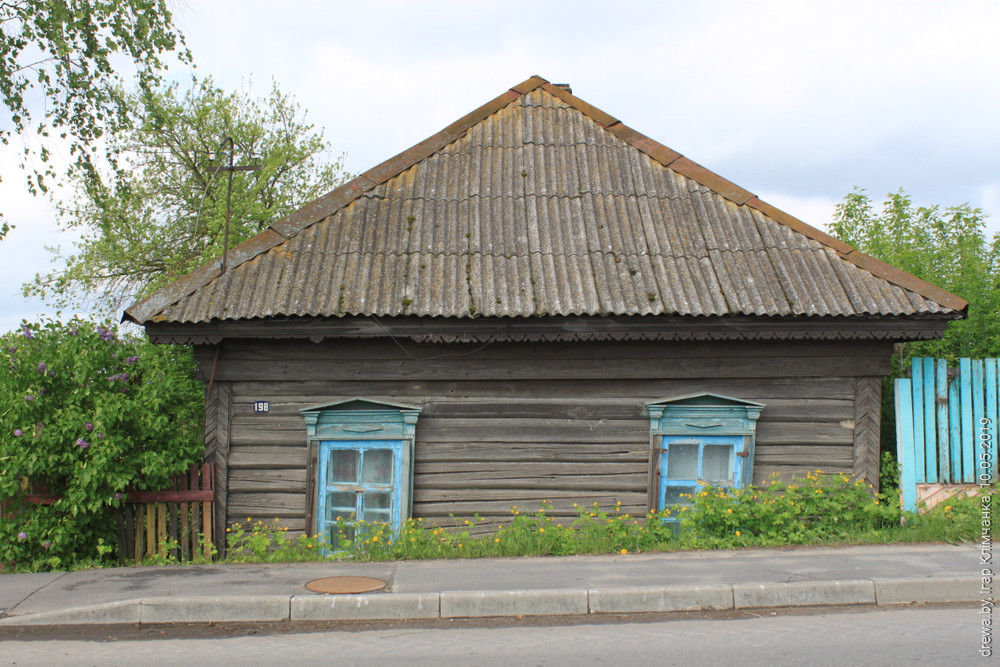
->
0 577 982 626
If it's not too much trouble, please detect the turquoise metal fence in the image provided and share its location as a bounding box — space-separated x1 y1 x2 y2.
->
895 358 999 511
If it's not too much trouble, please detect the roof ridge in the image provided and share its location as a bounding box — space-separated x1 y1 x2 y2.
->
124 75 967 324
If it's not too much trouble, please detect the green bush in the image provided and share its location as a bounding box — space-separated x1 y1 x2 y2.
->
677 472 902 547
0 318 203 571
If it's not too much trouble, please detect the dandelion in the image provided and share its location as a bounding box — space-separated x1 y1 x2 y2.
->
76 438 89 449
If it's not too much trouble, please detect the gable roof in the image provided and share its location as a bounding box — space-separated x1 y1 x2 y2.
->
124 76 967 326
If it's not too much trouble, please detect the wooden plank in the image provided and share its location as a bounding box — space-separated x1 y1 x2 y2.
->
988 359 999 482
922 358 937 483
912 359 925 484
134 505 144 562
230 396 853 423
220 338 889 363
895 378 917 512
124 505 135 563
202 500 213 558
157 504 167 555
231 376 857 402
971 359 985 483
145 504 155 557
961 358 974 483
949 378 962 482
936 359 950 483
754 445 853 466
213 353 890 382
417 442 645 464
229 446 309 468
227 492 306 515
853 377 882 489
127 490 213 503
756 421 854 445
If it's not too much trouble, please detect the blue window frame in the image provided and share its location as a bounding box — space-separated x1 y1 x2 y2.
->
658 434 745 509
301 399 421 549
644 393 764 514
317 440 403 545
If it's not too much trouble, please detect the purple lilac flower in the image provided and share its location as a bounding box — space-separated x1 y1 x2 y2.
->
113 493 123 500
97 433 105 439
85 422 94 432
24 395 35 402
125 355 139 364
76 438 89 449
13 428 23 437
21 327 33 340
37 362 46 373
69 328 78 336
43 541 51 550
17 532 27 541
97 325 114 342
48 371 55 377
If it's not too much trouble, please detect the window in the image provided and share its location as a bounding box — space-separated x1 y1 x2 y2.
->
658 435 744 509
301 399 421 548
644 393 764 513
317 440 403 545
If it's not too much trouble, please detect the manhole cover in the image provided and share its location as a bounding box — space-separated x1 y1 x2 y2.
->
305 576 387 594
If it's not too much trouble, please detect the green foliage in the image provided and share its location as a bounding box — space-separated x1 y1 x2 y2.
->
676 472 901 547
0 318 203 570
830 188 1000 361
26 76 351 314
0 0 190 238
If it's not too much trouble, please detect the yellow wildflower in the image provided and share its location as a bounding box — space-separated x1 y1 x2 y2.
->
620 549 628 555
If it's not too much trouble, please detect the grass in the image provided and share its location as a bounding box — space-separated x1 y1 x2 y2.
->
215 474 995 566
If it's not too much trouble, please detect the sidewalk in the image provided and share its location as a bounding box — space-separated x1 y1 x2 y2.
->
0 543 983 626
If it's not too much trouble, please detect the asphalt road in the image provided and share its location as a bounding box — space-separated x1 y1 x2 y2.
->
0 605 985 666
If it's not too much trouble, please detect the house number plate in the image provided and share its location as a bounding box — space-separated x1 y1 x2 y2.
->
253 401 270 413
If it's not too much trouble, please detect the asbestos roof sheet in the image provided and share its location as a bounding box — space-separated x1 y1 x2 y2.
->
125 77 966 325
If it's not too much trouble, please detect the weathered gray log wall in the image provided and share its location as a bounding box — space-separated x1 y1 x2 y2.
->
197 338 889 534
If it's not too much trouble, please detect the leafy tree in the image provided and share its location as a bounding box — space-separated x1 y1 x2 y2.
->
25 76 350 314
831 187 1000 361
0 318 203 571
831 188 1000 468
0 0 190 240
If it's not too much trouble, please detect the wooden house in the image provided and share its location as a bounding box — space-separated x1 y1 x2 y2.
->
124 76 967 546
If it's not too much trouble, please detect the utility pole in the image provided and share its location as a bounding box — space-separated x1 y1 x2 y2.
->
208 137 260 274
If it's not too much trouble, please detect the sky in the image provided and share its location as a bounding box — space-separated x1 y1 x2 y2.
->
1 0 998 332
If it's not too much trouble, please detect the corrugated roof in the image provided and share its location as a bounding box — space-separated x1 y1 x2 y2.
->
125 76 967 325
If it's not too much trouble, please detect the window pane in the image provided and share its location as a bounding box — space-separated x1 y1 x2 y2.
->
363 449 394 485
667 444 698 479
329 450 359 484
663 485 698 506
703 445 734 483
361 492 393 523
326 491 356 520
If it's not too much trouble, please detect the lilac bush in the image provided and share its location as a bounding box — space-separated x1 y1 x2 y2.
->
0 318 203 570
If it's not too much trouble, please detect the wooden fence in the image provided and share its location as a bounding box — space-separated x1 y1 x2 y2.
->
3 463 214 564
895 358 999 511
116 463 215 563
